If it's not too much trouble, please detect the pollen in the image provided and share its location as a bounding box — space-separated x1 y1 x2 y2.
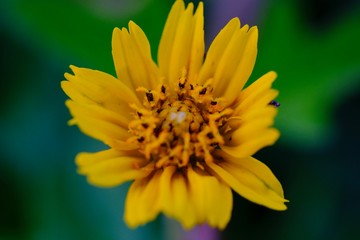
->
128 72 233 169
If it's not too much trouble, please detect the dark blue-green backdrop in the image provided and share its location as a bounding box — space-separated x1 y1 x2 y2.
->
1 0 359 239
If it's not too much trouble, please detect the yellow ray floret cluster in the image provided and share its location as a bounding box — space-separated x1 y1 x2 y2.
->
61 0 288 230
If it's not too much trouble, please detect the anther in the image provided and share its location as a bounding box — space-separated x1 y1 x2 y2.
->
161 85 166 93
190 84 194 90
179 81 186 89
154 125 162 137
207 132 214 139
137 136 145 143
146 92 154 102
210 101 217 105
199 88 207 95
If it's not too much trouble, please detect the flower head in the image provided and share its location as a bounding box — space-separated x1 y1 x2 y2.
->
61 0 288 230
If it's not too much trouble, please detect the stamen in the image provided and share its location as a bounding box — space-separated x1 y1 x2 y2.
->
128 75 233 169
161 85 166 93
199 88 207 95
146 92 154 102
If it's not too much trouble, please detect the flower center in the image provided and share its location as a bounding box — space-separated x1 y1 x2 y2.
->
128 72 233 169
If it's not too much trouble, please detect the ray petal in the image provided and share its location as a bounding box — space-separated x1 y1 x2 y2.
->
159 166 197 229
220 26 258 101
158 0 185 86
65 100 132 146
112 23 160 95
62 66 141 114
65 100 129 130
76 149 147 187
124 171 162 228
216 151 285 196
211 25 252 97
234 71 278 114
198 20 258 103
168 3 195 88
188 2 204 82
228 108 278 146
207 154 287 210
158 1 204 89
222 128 280 158
188 167 232 229
158 166 232 229
198 18 240 85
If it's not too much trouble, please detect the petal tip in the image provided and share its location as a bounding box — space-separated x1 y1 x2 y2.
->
112 27 121 35
230 17 241 27
128 20 139 31
268 70 278 79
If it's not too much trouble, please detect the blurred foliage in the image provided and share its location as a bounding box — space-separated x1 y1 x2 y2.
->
253 0 360 148
0 0 172 72
0 0 360 239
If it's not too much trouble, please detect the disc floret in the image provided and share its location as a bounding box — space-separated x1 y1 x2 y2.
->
128 73 233 169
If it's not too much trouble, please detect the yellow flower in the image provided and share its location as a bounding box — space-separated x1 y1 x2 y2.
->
61 0 288 230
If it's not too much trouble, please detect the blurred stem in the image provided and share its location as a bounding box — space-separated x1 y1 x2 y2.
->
163 218 220 240
182 224 220 240
207 0 263 44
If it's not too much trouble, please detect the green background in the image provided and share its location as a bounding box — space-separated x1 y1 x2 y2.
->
1 0 359 239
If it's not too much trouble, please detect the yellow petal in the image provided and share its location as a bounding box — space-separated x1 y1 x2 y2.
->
212 25 258 100
220 26 258 101
65 100 129 130
159 166 197 229
198 18 240 85
111 27 133 89
76 149 146 187
236 89 279 116
158 166 176 216
188 2 204 82
241 71 277 100
62 66 141 114
207 155 287 211
112 22 160 92
158 166 232 229
228 108 278 146
198 18 258 103
76 148 131 166
216 151 284 197
226 107 277 132
158 1 204 89
234 71 278 115
158 0 185 85
222 128 280 158
240 105 278 122
66 101 131 145
188 167 232 229
168 3 194 87
124 171 162 228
